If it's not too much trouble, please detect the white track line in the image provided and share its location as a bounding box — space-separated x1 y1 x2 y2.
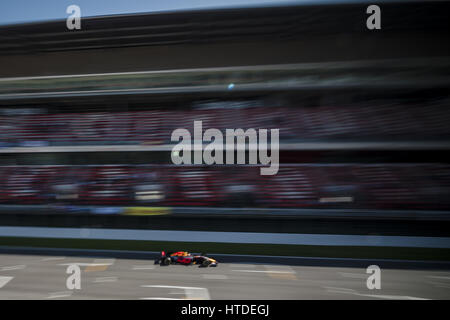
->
0 265 26 271
357 294 430 300
46 291 73 299
324 286 355 292
232 269 295 274
264 265 296 273
324 287 429 300
132 265 155 270
42 257 66 261
142 285 210 300
59 263 113 267
202 274 228 280
0 276 14 288
94 277 118 283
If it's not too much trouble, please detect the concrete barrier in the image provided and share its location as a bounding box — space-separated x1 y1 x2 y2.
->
1 204 449 220
1 226 450 248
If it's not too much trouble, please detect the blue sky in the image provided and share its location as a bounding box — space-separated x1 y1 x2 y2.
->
0 0 374 26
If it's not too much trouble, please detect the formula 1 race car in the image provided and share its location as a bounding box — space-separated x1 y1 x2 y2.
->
154 251 218 267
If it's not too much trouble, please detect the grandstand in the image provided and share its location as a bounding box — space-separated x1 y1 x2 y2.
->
1 101 450 147
0 1 449 221
0 164 450 210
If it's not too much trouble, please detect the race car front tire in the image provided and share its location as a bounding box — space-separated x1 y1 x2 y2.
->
201 260 211 267
161 257 171 266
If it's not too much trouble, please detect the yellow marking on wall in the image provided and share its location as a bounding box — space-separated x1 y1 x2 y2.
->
123 207 171 216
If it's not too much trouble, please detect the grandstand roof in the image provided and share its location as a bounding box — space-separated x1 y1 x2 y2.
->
0 1 449 54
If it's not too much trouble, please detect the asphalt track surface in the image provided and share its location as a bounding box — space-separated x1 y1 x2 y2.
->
1 252 450 300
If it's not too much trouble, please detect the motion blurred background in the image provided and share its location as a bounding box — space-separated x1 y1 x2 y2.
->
0 0 449 248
